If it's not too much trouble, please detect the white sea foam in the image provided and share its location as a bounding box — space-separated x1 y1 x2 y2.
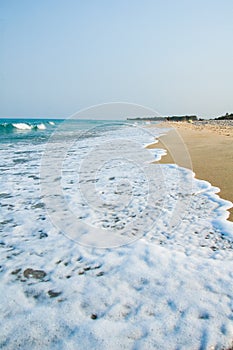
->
12 122 32 130
0 123 233 349
49 121 55 126
36 123 46 130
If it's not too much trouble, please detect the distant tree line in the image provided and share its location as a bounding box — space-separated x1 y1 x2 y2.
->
166 115 197 122
215 113 233 120
127 115 197 121
127 113 233 121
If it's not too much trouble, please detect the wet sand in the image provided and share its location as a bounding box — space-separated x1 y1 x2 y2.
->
150 121 233 221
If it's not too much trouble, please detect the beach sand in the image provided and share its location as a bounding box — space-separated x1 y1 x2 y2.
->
149 121 233 221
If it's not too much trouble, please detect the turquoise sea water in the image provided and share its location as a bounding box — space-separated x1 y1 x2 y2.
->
0 118 128 144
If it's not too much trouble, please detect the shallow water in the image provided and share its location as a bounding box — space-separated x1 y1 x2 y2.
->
1 118 233 349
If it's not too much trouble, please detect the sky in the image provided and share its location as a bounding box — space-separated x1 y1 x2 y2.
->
1 0 233 119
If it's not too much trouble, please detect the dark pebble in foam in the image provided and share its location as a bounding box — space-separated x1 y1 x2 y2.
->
211 246 217 251
91 314 97 320
96 271 104 277
23 268 46 279
0 193 12 199
28 175 39 180
39 232 48 239
0 219 13 225
83 266 91 271
32 202 45 209
48 290 62 298
94 264 102 269
13 158 28 164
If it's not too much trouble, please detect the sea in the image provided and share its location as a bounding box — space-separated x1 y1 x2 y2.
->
0 117 167 247
0 118 116 144
1 117 233 248
1 117 233 349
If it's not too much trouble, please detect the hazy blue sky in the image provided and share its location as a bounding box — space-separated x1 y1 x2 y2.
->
1 0 233 118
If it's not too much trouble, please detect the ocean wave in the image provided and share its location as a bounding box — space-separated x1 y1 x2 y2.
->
12 123 32 130
35 123 46 130
0 121 51 133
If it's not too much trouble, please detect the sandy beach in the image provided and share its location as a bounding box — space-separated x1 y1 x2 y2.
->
151 120 233 221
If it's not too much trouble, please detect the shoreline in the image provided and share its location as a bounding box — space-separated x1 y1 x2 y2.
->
150 121 233 222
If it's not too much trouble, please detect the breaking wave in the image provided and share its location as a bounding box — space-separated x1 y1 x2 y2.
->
0 121 56 133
